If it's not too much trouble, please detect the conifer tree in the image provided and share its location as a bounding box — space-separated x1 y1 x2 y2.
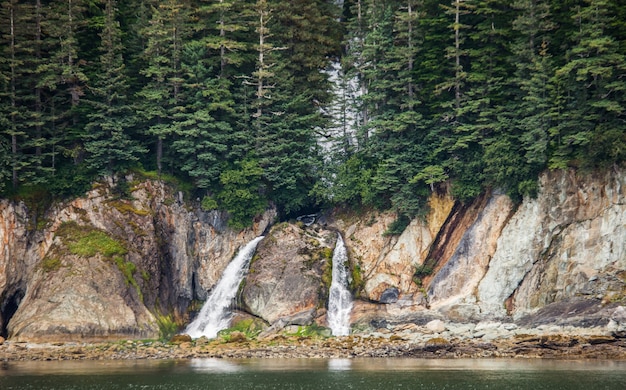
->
196 0 250 78
0 0 23 189
502 0 556 195
432 0 483 200
172 41 232 189
0 0 52 189
23 0 50 180
45 0 89 165
136 0 189 176
551 0 626 168
84 0 146 177
465 0 518 194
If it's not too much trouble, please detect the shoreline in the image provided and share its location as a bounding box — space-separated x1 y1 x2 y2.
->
2 333 625 362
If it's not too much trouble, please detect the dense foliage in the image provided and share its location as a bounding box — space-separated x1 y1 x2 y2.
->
1 0 624 226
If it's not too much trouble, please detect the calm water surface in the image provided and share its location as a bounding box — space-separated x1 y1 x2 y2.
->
1 358 625 390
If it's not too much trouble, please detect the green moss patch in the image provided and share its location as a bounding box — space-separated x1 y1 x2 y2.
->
108 200 151 217
218 317 267 341
58 221 128 258
41 257 62 272
350 263 364 295
285 324 331 338
56 221 143 299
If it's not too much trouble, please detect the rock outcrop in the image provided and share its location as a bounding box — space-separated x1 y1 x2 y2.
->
0 176 273 342
333 167 625 331
0 167 624 342
240 223 336 328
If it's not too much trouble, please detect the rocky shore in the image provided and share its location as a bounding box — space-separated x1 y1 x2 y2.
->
2 325 625 362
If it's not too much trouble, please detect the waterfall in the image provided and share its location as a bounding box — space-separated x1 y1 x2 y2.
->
327 233 353 336
185 236 264 339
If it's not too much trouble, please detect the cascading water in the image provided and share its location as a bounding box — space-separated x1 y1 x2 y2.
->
185 236 264 339
327 233 353 336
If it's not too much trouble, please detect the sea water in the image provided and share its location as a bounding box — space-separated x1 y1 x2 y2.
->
1 358 625 390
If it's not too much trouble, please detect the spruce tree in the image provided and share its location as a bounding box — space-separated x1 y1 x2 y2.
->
0 0 23 189
465 0 518 195
551 0 626 168
136 0 189 176
172 42 231 190
432 0 483 200
504 0 556 195
196 0 250 78
84 0 146 177
22 0 52 182
45 0 89 165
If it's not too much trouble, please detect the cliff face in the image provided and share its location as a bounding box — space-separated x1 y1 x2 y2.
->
0 176 273 342
0 168 624 342
329 167 625 329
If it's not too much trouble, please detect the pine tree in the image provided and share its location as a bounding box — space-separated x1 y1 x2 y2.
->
45 0 90 165
0 0 23 189
172 41 232 189
502 0 556 195
136 0 189 176
84 0 146 177
550 0 626 168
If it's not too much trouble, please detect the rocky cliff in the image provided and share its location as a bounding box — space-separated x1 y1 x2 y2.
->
0 168 624 342
331 167 625 332
0 176 273 342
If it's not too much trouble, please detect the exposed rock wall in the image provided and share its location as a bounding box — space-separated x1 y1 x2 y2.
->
0 176 273 342
479 169 626 319
0 167 624 341
328 167 626 329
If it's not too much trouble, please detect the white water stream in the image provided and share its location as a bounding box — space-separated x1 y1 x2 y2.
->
185 236 264 339
327 233 353 336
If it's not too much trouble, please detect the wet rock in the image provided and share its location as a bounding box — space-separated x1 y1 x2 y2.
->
170 334 192 343
379 287 400 304
423 337 452 352
226 331 247 343
586 335 615 345
241 223 334 325
425 319 446 333
516 298 614 328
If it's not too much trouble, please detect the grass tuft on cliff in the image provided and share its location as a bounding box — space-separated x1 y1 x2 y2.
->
58 221 128 258
55 222 143 298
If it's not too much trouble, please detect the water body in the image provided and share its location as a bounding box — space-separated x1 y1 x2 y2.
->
1 358 625 390
185 236 264 339
327 233 353 336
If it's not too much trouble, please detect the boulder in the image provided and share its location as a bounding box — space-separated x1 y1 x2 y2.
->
241 223 335 325
425 319 446 333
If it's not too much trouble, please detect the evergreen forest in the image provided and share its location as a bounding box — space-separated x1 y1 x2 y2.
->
1 0 625 228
